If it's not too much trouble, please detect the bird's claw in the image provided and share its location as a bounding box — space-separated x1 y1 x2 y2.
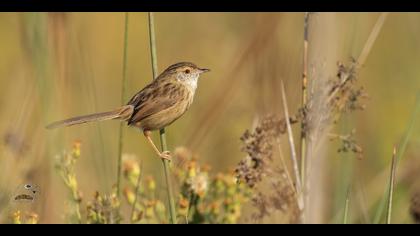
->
159 151 172 161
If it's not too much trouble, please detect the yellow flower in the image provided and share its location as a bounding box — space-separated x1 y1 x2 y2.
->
187 160 197 178
209 201 221 215
12 211 21 224
178 197 189 217
72 140 81 158
123 187 136 205
26 212 39 224
155 200 166 215
122 154 141 186
146 176 156 191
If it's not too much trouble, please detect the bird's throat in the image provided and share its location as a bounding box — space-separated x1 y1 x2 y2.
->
184 76 198 92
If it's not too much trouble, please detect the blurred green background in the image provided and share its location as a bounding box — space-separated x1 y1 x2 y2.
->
0 12 419 223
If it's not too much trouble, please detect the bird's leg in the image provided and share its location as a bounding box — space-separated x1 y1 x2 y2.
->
143 130 171 161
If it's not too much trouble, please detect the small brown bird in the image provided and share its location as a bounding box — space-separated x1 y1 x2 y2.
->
46 62 210 160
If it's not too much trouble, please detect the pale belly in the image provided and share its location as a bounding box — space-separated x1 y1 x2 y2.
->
133 99 191 131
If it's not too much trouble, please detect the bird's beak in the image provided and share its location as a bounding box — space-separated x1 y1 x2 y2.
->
198 68 210 74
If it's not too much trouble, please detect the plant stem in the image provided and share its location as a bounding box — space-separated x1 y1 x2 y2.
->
386 146 397 224
357 13 388 66
374 92 420 223
148 12 177 224
300 12 309 187
117 12 129 197
281 80 304 222
343 187 350 224
72 192 82 224
130 161 143 223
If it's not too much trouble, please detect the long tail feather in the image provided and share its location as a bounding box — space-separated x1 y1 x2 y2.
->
46 105 134 129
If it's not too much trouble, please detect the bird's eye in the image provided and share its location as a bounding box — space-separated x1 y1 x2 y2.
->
185 69 190 74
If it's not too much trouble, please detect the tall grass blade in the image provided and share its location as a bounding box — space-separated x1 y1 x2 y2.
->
357 13 388 65
343 187 350 224
281 80 304 222
117 12 130 197
374 92 420 223
386 146 397 224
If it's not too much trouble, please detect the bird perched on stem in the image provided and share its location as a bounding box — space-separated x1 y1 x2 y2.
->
46 62 210 160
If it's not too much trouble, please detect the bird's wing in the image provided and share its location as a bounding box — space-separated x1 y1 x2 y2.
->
127 83 180 125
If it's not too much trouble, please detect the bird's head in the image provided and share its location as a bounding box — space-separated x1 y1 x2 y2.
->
159 62 210 84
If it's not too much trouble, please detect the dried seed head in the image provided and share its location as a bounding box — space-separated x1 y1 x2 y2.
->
237 115 299 222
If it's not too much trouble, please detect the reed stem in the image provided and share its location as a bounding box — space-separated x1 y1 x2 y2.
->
281 80 304 222
148 12 177 224
343 187 350 224
300 12 309 187
117 12 129 197
386 146 398 224
374 92 419 223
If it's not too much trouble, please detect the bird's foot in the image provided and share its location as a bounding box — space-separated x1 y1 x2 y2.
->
159 151 172 161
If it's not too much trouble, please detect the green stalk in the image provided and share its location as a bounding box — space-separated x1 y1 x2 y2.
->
343 187 350 224
374 92 420 223
148 12 177 224
386 146 397 224
117 12 130 197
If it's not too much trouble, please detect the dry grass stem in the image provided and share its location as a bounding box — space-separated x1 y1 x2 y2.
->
280 80 304 216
